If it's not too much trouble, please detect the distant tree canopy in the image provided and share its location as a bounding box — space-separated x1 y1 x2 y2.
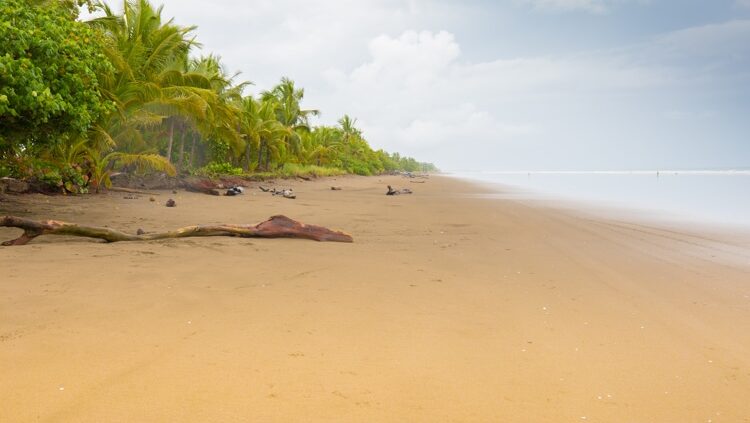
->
0 0 436 193
0 0 113 153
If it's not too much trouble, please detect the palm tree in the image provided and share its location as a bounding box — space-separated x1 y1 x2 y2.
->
303 126 342 167
261 78 319 162
88 0 197 144
88 0 241 167
240 96 287 171
338 114 361 144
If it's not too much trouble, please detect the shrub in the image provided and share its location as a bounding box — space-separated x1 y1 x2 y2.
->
196 162 243 177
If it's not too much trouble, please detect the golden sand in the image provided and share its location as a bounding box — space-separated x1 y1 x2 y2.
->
1 175 749 422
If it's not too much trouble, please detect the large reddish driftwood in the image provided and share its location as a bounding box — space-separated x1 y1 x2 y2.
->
181 177 222 196
0 215 353 246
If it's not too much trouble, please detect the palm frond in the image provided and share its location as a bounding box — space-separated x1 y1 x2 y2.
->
107 152 176 176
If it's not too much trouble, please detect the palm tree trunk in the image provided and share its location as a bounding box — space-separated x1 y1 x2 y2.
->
189 132 197 168
177 129 186 172
166 118 175 163
257 141 264 171
244 144 251 172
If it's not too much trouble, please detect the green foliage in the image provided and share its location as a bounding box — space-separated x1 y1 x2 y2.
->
196 162 243 177
0 0 113 152
60 164 90 194
276 163 345 178
207 139 231 163
6 156 90 193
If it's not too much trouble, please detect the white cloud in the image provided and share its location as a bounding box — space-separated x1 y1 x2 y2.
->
316 17 750 169
350 31 460 87
137 0 470 91
396 104 537 146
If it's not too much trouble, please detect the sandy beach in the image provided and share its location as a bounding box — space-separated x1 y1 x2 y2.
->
1 175 750 422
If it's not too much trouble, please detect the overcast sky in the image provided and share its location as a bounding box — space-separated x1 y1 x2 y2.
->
87 0 750 170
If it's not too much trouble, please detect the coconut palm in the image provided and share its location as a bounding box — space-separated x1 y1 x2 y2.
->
261 78 319 161
88 0 239 166
303 126 342 167
338 115 361 144
240 96 287 171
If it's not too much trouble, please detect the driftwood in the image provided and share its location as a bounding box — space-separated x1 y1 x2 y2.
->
259 186 295 199
108 187 161 195
273 189 295 199
184 184 221 196
386 185 413 195
401 172 429 179
180 177 222 196
0 215 353 246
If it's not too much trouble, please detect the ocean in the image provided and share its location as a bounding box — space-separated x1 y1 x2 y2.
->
453 170 750 229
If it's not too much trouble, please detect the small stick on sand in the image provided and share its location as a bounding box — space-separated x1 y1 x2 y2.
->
108 187 161 195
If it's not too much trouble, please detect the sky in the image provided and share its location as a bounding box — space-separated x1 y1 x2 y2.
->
85 0 750 171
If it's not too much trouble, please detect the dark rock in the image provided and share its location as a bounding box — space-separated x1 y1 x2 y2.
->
166 199 176 207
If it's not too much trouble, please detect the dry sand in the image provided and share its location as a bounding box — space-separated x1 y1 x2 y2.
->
1 175 750 422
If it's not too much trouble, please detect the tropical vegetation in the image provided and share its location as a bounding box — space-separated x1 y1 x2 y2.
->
0 0 435 194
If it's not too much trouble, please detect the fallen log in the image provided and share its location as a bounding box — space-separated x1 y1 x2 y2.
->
0 215 353 246
184 185 221 196
182 178 221 196
386 185 413 195
259 186 296 199
272 189 296 199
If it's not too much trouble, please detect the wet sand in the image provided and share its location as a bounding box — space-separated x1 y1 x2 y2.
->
1 175 750 422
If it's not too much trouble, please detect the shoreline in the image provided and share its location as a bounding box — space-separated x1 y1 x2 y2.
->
448 171 750 242
2 174 750 422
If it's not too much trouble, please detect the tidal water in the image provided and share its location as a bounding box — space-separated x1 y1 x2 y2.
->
453 170 750 229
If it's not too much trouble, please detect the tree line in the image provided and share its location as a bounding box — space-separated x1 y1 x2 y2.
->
0 0 436 193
